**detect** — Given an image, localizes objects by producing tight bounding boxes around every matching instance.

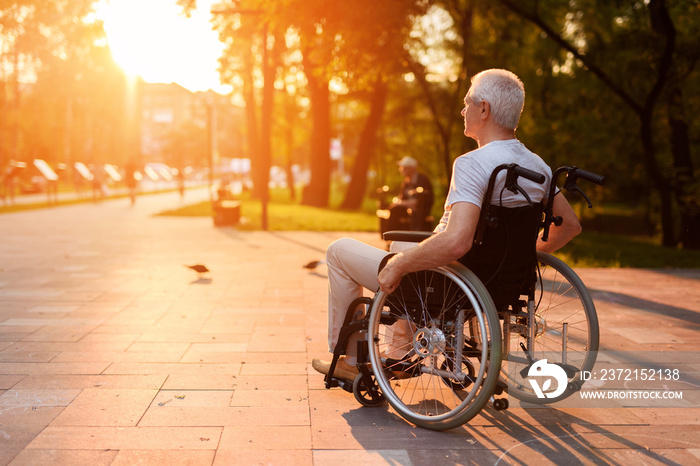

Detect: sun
[96,0,231,94]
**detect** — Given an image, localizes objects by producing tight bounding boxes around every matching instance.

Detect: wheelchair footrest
[326,376,353,393]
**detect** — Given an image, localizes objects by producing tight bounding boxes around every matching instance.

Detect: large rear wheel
[367,264,501,431]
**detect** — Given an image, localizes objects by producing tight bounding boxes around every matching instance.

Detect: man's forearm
[389,232,467,276]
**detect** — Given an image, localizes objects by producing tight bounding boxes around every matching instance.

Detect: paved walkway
[0,190,698,465]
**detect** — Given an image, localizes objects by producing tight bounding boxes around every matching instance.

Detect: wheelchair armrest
[382,230,433,243]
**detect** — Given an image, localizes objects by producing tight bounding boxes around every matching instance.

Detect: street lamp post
[211,4,270,231]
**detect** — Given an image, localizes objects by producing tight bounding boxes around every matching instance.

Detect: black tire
[352,373,385,407]
[493,398,509,411]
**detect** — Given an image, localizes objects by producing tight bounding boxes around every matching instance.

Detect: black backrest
[458,203,543,309]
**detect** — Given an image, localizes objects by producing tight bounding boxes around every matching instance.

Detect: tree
[407,1,476,182]
[0,0,130,171]
[337,0,427,209]
[496,0,700,248]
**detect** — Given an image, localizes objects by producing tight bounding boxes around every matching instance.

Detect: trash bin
[213,200,240,226]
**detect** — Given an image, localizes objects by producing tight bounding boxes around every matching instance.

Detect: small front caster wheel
[493,398,509,411]
[353,373,385,407]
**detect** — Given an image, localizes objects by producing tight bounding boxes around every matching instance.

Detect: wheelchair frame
[323,164,605,431]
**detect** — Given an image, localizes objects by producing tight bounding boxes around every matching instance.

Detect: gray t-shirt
[436,139,551,232]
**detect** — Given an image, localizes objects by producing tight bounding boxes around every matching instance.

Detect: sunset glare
[96,0,231,94]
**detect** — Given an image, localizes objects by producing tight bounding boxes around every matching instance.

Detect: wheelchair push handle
[541,165,606,242]
[571,167,606,187]
[512,165,546,185]
[560,166,606,208]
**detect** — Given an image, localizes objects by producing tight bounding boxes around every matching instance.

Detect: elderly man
[384,156,434,232]
[312,69,581,381]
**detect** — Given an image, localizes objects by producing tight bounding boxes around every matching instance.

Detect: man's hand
[377,259,402,294]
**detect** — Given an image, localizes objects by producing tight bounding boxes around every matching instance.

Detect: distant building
[138,82,244,170]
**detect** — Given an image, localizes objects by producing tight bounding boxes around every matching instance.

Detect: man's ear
[481,101,490,120]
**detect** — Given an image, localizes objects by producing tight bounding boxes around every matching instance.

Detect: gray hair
[466,69,525,130]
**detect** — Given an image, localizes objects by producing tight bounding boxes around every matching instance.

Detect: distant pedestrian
[91,165,105,202]
[125,159,139,205]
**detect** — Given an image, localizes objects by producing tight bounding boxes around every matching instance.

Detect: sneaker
[312,357,359,382]
[384,357,416,380]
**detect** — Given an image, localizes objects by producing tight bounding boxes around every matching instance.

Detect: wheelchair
[323,163,606,431]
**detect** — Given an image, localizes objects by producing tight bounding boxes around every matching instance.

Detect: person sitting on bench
[378,156,434,234]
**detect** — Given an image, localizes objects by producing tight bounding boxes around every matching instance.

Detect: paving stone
[239,363,307,376]
[110,449,215,466]
[219,425,312,450]
[153,390,233,407]
[214,449,312,466]
[0,362,110,375]
[0,424,59,466]
[26,426,222,450]
[0,389,81,409]
[0,351,60,363]
[50,350,188,363]
[8,448,118,466]
[230,389,308,408]
[0,406,63,426]
[0,375,25,390]
[139,406,310,427]
[50,388,158,426]
[103,362,242,375]
[11,374,166,390]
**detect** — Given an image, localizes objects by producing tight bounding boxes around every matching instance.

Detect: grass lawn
[157,195,700,268]
[158,198,378,232]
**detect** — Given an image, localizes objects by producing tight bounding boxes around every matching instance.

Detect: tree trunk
[302,67,331,207]
[242,45,261,199]
[668,91,699,248]
[259,26,280,229]
[639,114,675,247]
[284,92,296,201]
[340,79,388,210]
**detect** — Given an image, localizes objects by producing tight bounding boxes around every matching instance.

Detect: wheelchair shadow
[341,405,683,464]
[474,407,681,465]
[340,407,506,464]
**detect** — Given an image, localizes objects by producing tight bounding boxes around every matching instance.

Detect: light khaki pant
[326,238,415,364]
